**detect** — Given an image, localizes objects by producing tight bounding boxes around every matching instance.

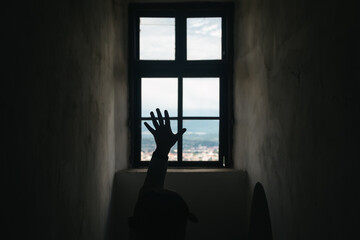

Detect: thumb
[175,128,187,139]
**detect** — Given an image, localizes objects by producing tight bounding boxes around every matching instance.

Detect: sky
[139,17,222,60]
[140,17,222,117]
[141,77,219,117]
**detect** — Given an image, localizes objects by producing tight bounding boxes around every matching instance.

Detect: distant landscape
[141,120,219,161]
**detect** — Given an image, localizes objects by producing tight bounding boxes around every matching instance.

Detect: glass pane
[140,18,175,60]
[141,120,178,161]
[187,17,222,60]
[142,78,177,117]
[183,120,219,161]
[183,78,219,116]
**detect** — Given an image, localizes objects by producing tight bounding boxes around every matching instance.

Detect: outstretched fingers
[164,110,170,127]
[144,122,155,135]
[150,111,159,129]
[156,108,164,126]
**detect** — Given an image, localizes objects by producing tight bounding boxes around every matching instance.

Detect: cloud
[187,18,222,60]
[183,78,219,114]
[187,132,207,135]
[142,78,178,117]
[140,17,175,60]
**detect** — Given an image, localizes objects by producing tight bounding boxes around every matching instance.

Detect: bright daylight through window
[129,3,233,167]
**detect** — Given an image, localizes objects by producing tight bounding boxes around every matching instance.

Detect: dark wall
[233,0,360,239]
[5,0,122,239]
[114,169,248,240]
[4,0,360,239]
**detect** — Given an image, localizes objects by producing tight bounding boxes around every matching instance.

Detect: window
[129,3,233,167]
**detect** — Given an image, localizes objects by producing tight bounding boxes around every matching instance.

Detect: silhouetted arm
[140,109,186,192]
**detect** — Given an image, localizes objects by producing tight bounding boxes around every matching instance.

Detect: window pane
[183,78,219,116]
[141,120,178,161]
[140,18,175,60]
[187,17,222,60]
[142,78,177,117]
[183,120,219,161]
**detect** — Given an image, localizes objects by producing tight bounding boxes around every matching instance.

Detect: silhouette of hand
[144,109,186,156]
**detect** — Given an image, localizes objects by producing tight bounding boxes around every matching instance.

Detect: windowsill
[119,168,239,173]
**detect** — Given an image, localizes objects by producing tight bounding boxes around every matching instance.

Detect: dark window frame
[129,2,234,168]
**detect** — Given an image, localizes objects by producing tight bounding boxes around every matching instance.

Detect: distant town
[141,120,219,161]
[141,145,218,161]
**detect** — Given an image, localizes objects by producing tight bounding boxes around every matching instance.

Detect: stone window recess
[128,2,234,168]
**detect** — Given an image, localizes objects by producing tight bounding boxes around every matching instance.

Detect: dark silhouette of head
[128,189,198,240]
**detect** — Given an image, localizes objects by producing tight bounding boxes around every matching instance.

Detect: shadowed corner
[249,182,272,240]
[105,175,117,240]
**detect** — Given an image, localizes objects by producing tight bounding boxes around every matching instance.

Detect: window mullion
[175,13,186,64]
[178,77,183,162]
[176,14,186,163]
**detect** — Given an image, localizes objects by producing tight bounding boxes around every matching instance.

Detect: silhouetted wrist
[153,148,169,158]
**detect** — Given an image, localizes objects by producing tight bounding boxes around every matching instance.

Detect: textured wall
[5,0,127,239]
[114,0,129,171]
[5,0,360,239]
[233,0,360,239]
